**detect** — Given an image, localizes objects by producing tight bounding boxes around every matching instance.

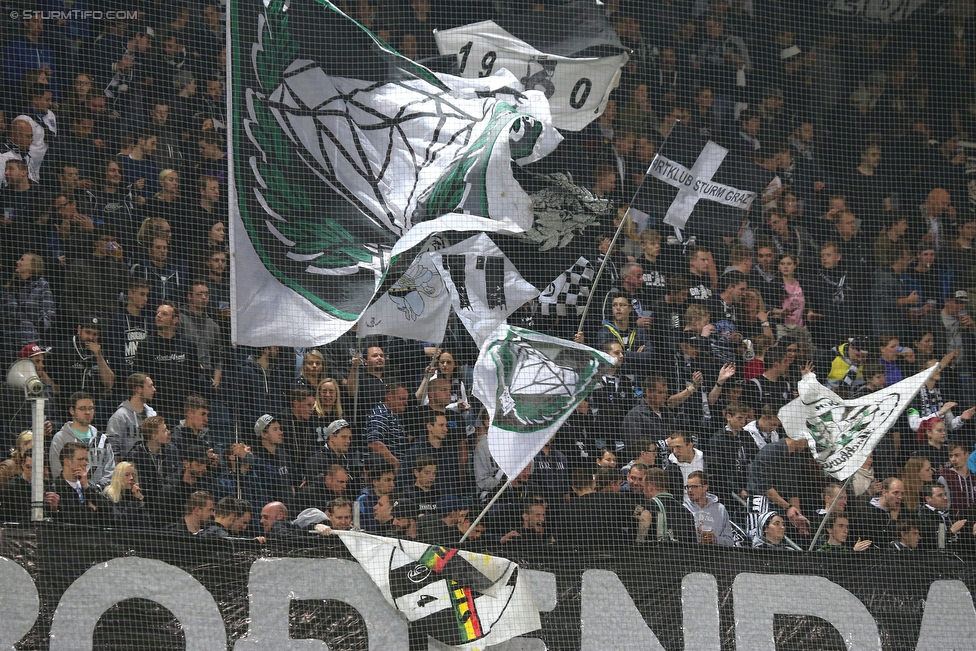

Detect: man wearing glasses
[49,391,117,490]
[683,471,736,546]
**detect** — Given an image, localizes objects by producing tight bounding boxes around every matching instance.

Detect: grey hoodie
[106,399,157,459]
[683,491,737,546]
[49,422,116,489]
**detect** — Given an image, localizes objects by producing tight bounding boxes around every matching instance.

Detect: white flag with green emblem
[473,325,614,479]
[778,366,938,480]
[229,0,560,347]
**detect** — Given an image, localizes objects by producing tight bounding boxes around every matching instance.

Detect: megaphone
[6,359,44,398]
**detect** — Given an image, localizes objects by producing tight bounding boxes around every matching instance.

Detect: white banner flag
[358,251,452,342]
[474,325,614,479]
[434,21,628,131]
[431,233,539,349]
[828,0,930,24]
[778,366,938,480]
[336,530,540,648]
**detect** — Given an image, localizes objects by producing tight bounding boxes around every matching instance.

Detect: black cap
[849,336,871,354]
[78,315,102,330]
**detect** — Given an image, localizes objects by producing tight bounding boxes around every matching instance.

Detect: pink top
[783,279,805,327]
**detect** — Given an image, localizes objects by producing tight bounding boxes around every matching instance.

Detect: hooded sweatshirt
[106,399,157,459]
[743,420,779,449]
[668,448,705,484]
[49,422,116,489]
[683,491,737,546]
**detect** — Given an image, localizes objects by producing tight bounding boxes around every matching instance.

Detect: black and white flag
[431,233,539,348]
[632,124,756,231]
[434,10,629,131]
[337,530,540,649]
[359,233,538,347]
[538,256,594,317]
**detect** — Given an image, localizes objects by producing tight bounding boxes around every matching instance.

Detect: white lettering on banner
[0,557,38,650]
[434,21,628,131]
[581,570,668,651]
[4,555,973,649]
[236,558,409,650]
[733,573,881,651]
[646,142,757,229]
[916,581,976,651]
[48,557,227,651]
[682,573,720,651]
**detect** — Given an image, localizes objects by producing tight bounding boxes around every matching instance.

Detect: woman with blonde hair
[101,462,149,526]
[739,288,775,341]
[0,431,33,486]
[135,217,173,249]
[297,350,327,390]
[313,377,344,420]
[151,169,184,223]
[683,304,712,336]
[613,206,642,261]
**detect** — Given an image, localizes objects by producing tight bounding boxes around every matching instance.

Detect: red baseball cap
[18,343,51,359]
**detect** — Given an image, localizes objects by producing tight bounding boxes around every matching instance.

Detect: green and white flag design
[229,0,560,346]
[473,325,614,479]
[778,366,938,480]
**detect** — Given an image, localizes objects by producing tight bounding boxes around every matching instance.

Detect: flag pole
[575,207,631,335]
[352,332,363,422]
[459,477,513,543]
[806,473,857,552]
[576,121,680,336]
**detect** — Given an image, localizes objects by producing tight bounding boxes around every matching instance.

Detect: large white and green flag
[778,366,938,480]
[473,325,614,479]
[229,0,560,346]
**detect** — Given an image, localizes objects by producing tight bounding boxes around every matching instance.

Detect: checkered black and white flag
[538,256,594,317]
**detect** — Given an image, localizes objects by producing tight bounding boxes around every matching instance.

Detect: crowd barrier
[1,524,975,650]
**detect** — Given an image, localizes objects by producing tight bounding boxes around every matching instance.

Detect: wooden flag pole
[575,207,631,336]
[352,332,363,421]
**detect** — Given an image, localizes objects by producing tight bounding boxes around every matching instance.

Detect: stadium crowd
[2,0,976,553]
